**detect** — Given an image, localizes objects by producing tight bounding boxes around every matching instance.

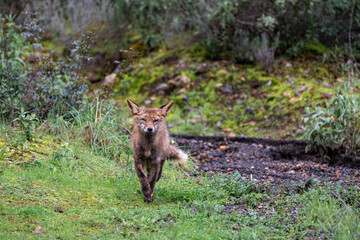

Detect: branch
[0,98,20,111]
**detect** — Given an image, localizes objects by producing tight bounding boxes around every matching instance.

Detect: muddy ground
[172,134,360,189]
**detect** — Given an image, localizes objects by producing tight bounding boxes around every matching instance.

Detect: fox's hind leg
[156,160,165,182]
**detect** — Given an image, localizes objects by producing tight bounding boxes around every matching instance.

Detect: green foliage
[44,99,132,165]
[113,0,360,62]
[303,83,360,155]
[0,13,97,121]
[0,15,27,118]
[213,171,265,197]
[301,184,360,239]
[13,108,39,142]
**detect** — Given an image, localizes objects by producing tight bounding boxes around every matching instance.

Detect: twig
[0,98,20,111]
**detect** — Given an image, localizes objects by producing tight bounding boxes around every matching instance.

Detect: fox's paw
[143,192,153,203]
[144,195,153,203]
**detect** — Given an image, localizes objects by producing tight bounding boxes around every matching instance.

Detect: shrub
[303,83,360,155]
[0,15,27,119]
[0,13,97,120]
[113,0,360,61]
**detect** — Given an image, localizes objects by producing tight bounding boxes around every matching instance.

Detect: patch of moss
[115,45,345,138]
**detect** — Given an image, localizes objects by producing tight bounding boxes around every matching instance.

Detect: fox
[127,99,188,203]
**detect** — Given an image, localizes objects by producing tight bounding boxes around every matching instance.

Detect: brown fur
[127,99,187,202]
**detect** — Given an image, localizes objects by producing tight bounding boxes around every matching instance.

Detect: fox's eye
[140,118,146,121]
[153,119,159,123]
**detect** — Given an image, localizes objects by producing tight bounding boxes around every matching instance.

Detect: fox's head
[127,99,173,134]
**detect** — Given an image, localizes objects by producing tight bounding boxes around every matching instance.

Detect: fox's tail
[167,144,188,168]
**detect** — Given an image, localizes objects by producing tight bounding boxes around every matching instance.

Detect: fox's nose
[147,127,153,132]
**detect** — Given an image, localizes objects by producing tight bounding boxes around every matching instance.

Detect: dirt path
[172,134,360,189]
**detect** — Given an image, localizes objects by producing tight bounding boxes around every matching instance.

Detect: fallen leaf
[283,92,291,98]
[289,97,301,103]
[35,226,41,234]
[222,128,232,132]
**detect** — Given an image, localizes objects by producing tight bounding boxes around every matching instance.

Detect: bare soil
[172,134,360,189]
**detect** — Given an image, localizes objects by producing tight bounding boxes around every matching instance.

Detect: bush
[113,0,360,62]
[303,83,360,155]
[0,13,96,120]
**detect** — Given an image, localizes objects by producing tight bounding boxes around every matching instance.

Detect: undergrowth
[1,113,359,239]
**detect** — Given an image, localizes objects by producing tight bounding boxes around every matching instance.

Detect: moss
[305,42,328,54]
[114,45,345,138]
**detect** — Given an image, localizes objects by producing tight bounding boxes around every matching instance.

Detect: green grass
[0,105,359,239]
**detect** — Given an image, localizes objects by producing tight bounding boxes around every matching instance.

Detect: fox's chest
[144,148,151,158]
[137,144,167,163]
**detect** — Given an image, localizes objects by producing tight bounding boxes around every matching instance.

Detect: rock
[155,83,168,91]
[223,85,233,93]
[246,107,254,113]
[168,74,190,88]
[103,73,117,86]
[176,61,188,70]
[195,63,209,74]
[322,83,330,88]
[285,62,292,67]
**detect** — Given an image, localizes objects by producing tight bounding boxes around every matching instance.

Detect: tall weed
[303,83,360,155]
[42,99,132,165]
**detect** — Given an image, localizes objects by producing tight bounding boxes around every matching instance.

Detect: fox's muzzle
[140,124,157,133]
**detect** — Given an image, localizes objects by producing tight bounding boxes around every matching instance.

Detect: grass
[0,103,359,239]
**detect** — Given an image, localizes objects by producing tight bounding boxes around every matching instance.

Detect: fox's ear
[127,99,141,115]
[159,101,173,117]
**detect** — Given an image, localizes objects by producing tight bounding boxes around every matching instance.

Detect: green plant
[303,83,360,155]
[13,108,39,141]
[0,15,27,119]
[213,171,265,197]
[0,13,98,121]
[302,186,360,239]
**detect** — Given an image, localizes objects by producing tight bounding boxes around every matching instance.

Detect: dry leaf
[35,226,42,234]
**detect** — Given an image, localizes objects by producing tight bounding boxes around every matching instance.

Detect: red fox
[127,99,188,202]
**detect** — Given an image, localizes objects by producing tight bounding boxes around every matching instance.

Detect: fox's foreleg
[134,161,153,202]
[147,160,165,195]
